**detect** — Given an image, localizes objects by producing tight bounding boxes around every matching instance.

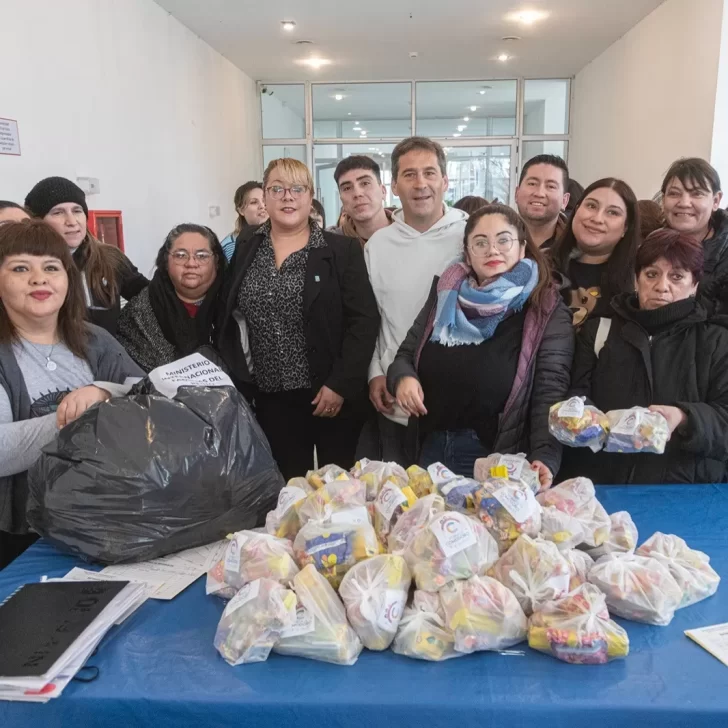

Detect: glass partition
[261,84,305,139]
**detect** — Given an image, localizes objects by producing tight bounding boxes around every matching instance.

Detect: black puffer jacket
[703,209,728,311]
[387,277,574,476]
[565,293,728,484]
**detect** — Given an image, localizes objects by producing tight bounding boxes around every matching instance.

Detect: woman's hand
[395,377,428,418]
[530,460,553,491]
[57,385,111,428]
[312,386,344,418]
[648,405,686,435]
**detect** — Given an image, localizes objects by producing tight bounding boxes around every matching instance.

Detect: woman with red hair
[566,228,728,484]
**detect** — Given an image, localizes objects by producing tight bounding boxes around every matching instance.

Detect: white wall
[711,1,728,183]
[570,0,724,199]
[0,0,262,275]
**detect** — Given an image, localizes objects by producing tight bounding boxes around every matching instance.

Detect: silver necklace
[24,339,58,371]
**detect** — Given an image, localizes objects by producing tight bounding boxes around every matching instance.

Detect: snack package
[373,480,418,548]
[339,555,412,650]
[474,479,542,554]
[405,511,499,592]
[528,583,629,664]
[439,576,527,654]
[585,511,638,560]
[406,464,435,498]
[537,478,610,549]
[412,589,445,619]
[490,535,571,616]
[636,532,720,608]
[293,520,379,589]
[207,530,300,599]
[539,506,586,552]
[306,464,349,489]
[351,460,409,501]
[213,578,297,665]
[428,462,479,513]
[588,553,683,626]
[388,494,446,556]
[604,407,670,454]
[474,453,541,495]
[392,608,462,662]
[563,548,594,592]
[265,478,314,540]
[274,564,363,665]
[548,397,610,452]
[297,479,369,529]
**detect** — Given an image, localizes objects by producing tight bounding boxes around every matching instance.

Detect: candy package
[474,479,542,554]
[439,576,527,654]
[297,479,369,529]
[213,578,296,665]
[585,511,638,560]
[265,478,314,540]
[207,530,299,599]
[406,464,435,498]
[412,589,445,619]
[636,532,720,608]
[563,548,594,592]
[373,480,418,548]
[274,565,363,666]
[539,506,586,552]
[604,407,670,454]
[528,583,629,664]
[537,478,610,549]
[306,464,349,489]
[428,462,479,513]
[548,397,610,452]
[392,608,461,662]
[388,494,446,556]
[490,535,571,616]
[405,511,499,592]
[293,520,379,589]
[474,453,541,495]
[588,553,683,626]
[339,555,412,650]
[352,460,409,501]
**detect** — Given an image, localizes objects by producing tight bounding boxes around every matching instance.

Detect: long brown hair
[0,220,89,358]
[463,203,553,310]
[76,232,127,308]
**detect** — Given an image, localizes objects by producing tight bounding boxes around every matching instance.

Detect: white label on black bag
[148,353,235,399]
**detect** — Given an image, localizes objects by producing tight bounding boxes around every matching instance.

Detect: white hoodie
[365,204,468,426]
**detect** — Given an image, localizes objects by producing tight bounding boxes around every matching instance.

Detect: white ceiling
[155,0,665,81]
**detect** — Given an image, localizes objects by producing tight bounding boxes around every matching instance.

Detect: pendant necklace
[25,339,58,371]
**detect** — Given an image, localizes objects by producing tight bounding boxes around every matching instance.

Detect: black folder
[0,580,128,678]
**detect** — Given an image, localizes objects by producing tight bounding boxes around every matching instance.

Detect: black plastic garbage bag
[26,379,284,564]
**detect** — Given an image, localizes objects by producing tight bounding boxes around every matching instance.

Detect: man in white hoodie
[363,136,468,465]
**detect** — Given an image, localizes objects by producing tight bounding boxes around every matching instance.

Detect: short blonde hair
[263,158,314,193]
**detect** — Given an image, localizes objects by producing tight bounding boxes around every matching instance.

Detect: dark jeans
[255,388,365,481]
[418,429,489,479]
[0,531,38,570]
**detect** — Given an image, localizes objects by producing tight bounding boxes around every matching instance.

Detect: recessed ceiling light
[453,133,461,138]
[498,53,510,62]
[479,90,486,95]
[281,20,296,31]
[507,9,549,25]
[360,130,367,135]
[334,94,344,101]
[457,125,467,132]
[297,57,331,69]
[369,147,376,151]
[347,112,352,115]
[470,106,477,112]
[463,116,470,122]
[353,126,362,131]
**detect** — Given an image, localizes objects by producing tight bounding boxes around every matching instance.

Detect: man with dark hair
[332,155,393,246]
[362,136,467,464]
[515,154,570,249]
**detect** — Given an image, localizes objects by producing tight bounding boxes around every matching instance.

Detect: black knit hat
[24,177,88,219]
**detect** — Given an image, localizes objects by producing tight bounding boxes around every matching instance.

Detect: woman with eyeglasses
[117,224,225,372]
[216,158,380,480]
[387,204,574,485]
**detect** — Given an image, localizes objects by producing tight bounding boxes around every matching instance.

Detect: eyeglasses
[169,251,214,264]
[266,185,309,200]
[467,236,518,256]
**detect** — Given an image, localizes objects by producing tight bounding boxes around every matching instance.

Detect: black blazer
[215,227,380,402]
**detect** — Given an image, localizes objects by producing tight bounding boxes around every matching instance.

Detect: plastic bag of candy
[548,397,610,452]
[392,608,462,662]
[306,464,349,489]
[528,583,629,664]
[537,478,610,549]
[339,555,411,650]
[373,480,418,548]
[586,511,638,560]
[388,494,446,556]
[563,548,594,591]
[412,589,445,619]
[297,479,369,530]
[539,506,586,552]
[207,530,299,599]
[439,575,527,654]
[474,453,541,495]
[473,479,542,554]
[636,532,720,608]
[293,520,379,589]
[274,565,363,665]
[588,553,683,625]
[428,462,480,513]
[351,459,409,501]
[604,407,670,454]
[404,511,499,592]
[406,464,435,498]
[213,578,297,665]
[265,478,314,540]
[490,535,571,616]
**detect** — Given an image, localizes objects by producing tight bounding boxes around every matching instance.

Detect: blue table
[1,485,727,728]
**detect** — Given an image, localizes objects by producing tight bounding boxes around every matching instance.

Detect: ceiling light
[369,147,376,151]
[498,54,510,62]
[507,9,549,25]
[360,130,367,135]
[479,90,486,95]
[463,116,470,122]
[347,112,352,115]
[457,125,467,132]
[297,57,331,69]
[470,106,477,112]
[353,126,362,131]
[281,20,296,31]
[334,94,344,101]
[453,133,461,137]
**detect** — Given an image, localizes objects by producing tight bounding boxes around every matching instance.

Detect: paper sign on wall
[0,118,20,156]
[148,353,234,398]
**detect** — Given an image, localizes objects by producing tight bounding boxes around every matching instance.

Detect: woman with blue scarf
[387,204,574,486]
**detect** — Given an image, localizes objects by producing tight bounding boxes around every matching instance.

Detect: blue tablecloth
[1,485,726,728]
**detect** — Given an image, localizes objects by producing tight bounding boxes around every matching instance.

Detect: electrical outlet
[77,177,101,195]
[208,205,221,218]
